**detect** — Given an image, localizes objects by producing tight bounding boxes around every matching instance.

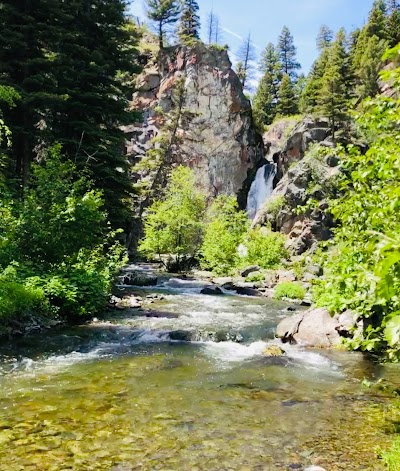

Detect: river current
[0,267,399,470]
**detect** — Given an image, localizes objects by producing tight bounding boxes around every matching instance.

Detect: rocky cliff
[125,43,264,204]
[253,117,339,255]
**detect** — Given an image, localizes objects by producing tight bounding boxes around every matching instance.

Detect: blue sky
[129,0,375,73]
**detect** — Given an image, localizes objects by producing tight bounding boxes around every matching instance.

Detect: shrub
[274,282,306,300]
[246,271,265,282]
[241,227,288,270]
[201,195,249,275]
[139,166,206,268]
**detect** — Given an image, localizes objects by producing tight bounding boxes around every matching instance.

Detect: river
[0,266,399,470]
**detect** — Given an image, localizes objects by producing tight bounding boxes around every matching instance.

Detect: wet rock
[168,330,193,341]
[144,311,179,319]
[276,308,341,348]
[121,272,158,287]
[263,345,285,357]
[236,287,263,297]
[240,265,260,277]
[200,286,223,295]
[212,277,234,286]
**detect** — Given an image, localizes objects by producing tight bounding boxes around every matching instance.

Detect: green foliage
[382,433,400,471]
[274,282,306,300]
[241,227,288,270]
[246,271,265,282]
[201,195,249,275]
[178,0,200,43]
[277,26,301,80]
[262,195,286,220]
[314,47,400,357]
[145,0,180,48]
[139,166,206,265]
[253,43,281,128]
[276,74,298,117]
[0,145,127,328]
[0,0,141,227]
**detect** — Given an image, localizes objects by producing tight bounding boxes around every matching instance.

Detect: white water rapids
[246,163,277,219]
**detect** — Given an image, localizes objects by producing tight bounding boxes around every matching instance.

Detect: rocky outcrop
[253,117,340,254]
[127,43,264,199]
[276,308,361,348]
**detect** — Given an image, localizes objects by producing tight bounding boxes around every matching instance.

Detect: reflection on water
[0,274,398,470]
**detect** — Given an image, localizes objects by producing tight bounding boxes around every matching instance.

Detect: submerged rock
[276,308,341,348]
[263,345,285,357]
[200,286,223,295]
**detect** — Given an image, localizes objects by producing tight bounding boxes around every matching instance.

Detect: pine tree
[178,0,200,43]
[0,0,63,186]
[253,43,281,127]
[356,35,388,98]
[317,29,352,141]
[366,0,388,40]
[317,25,334,50]
[277,26,301,80]
[299,47,330,112]
[0,0,142,227]
[145,0,180,49]
[236,33,257,91]
[276,74,298,116]
[386,0,400,46]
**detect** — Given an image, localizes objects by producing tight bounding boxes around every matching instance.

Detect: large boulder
[276,308,342,348]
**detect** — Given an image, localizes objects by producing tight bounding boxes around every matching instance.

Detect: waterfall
[246,163,277,219]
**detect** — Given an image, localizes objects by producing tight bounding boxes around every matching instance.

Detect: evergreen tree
[317,25,334,50]
[299,47,330,112]
[0,0,63,186]
[386,0,400,46]
[145,0,180,49]
[236,33,257,91]
[0,0,141,227]
[277,26,301,80]
[317,29,352,141]
[356,35,388,99]
[276,74,298,116]
[253,43,281,127]
[366,0,388,40]
[178,0,200,43]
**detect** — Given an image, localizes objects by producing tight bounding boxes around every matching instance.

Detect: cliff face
[253,117,338,255]
[126,43,264,201]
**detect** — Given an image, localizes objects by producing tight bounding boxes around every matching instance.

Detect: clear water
[0,272,398,470]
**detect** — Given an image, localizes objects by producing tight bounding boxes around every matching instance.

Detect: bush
[0,265,50,325]
[246,271,265,282]
[0,145,127,328]
[139,166,206,268]
[274,282,306,300]
[241,227,288,270]
[201,195,249,275]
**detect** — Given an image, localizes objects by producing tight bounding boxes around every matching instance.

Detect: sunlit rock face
[126,42,264,199]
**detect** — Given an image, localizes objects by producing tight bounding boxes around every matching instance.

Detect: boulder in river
[276,308,341,348]
[200,286,223,295]
[121,272,158,287]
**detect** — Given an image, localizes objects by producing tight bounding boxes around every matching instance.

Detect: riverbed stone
[240,265,260,277]
[276,308,342,348]
[263,345,285,356]
[304,467,327,471]
[121,272,158,286]
[277,269,296,283]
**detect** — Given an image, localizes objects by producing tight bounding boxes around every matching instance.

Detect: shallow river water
[0,268,399,471]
